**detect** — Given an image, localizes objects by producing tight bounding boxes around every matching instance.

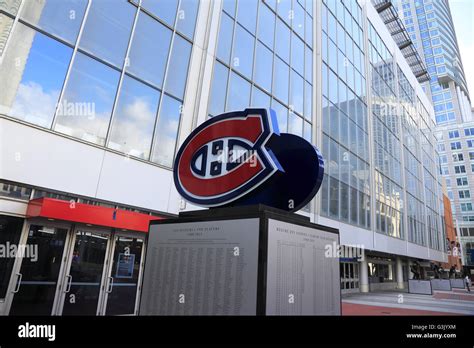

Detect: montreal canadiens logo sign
[174,108,324,212]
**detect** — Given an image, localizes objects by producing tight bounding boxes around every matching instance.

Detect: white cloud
[10,81,59,127]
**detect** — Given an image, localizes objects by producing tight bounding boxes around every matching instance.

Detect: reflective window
[304,121,311,141]
[141,0,178,27]
[275,18,290,62]
[305,45,312,81]
[108,75,160,159]
[292,1,304,38]
[217,12,234,64]
[0,23,72,128]
[223,0,236,17]
[277,0,291,25]
[79,0,135,68]
[291,34,304,75]
[176,0,199,39]
[258,3,275,49]
[227,72,251,111]
[272,99,288,132]
[209,62,229,116]
[54,53,120,145]
[254,41,273,92]
[151,94,182,167]
[127,12,172,89]
[237,0,257,34]
[304,82,312,120]
[251,86,271,109]
[232,24,254,79]
[289,113,303,136]
[20,0,87,44]
[290,70,304,115]
[273,57,289,104]
[164,34,192,99]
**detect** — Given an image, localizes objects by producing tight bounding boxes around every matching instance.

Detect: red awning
[26,198,163,232]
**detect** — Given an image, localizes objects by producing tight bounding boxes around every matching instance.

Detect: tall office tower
[0,0,447,315]
[394,0,474,266]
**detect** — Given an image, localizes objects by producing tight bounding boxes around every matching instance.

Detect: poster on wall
[116,253,135,279]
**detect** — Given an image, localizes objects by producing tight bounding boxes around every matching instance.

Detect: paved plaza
[342,289,474,315]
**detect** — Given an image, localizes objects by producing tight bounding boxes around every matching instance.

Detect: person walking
[465,275,471,292]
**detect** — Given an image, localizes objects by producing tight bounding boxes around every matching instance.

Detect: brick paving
[342,290,474,315]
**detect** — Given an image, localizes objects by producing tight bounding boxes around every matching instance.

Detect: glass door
[8,223,70,315]
[59,229,111,315]
[100,234,145,315]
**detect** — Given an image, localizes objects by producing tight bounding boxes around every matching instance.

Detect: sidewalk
[342,290,474,315]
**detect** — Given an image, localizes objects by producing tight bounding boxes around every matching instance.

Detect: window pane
[54,53,120,145]
[127,12,172,89]
[275,18,290,62]
[151,95,181,167]
[257,3,275,49]
[108,75,160,159]
[290,70,304,115]
[304,81,312,120]
[289,113,303,136]
[164,34,192,99]
[79,0,135,68]
[305,12,313,47]
[304,121,312,142]
[20,0,87,44]
[141,0,178,27]
[223,0,236,17]
[227,72,250,111]
[216,12,234,64]
[291,33,304,75]
[232,24,254,79]
[254,41,273,92]
[272,99,288,132]
[209,62,229,116]
[273,57,289,104]
[305,45,312,81]
[0,23,72,128]
[292,1,304,39]
[277,0,291,25]
[176,0,199,39]
[237,0,257,34]
[251,86,271,109]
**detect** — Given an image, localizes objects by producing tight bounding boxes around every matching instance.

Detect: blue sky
[450,0,474,103]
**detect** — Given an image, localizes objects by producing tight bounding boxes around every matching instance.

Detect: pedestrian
[465,276,471,292]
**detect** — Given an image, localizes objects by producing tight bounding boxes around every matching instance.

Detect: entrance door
[8,223,70,315]
[58,229,111,315]
[341,262,360,294]
[99,234,145,315]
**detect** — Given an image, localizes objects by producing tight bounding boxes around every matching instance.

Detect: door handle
[12,273,22,293]
[64,275,72,293]
[107,276,114,293]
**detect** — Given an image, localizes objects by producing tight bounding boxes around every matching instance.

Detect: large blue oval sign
[174,108,324,212]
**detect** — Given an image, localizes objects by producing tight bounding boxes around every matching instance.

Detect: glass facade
[209,0,314,143]
[368,22,403,238]
[320,0,370,229]
[0,0,199,167]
